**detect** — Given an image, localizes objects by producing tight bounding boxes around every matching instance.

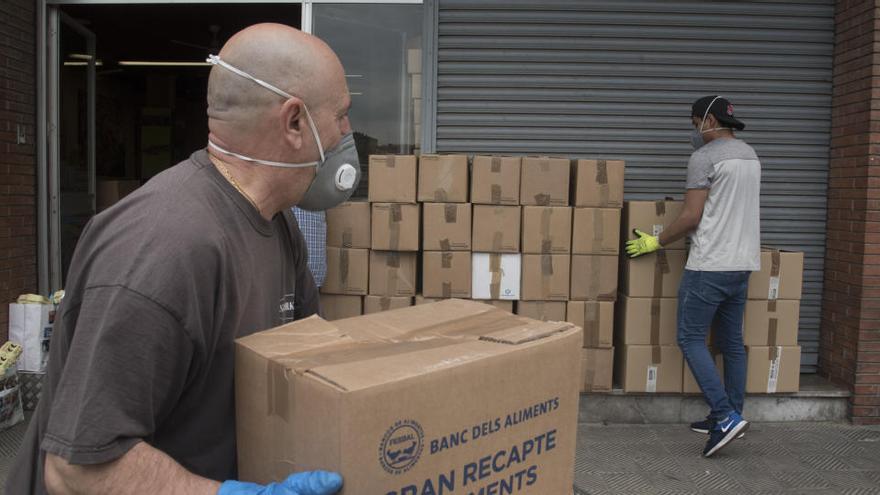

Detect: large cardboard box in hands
[235,299,583,494]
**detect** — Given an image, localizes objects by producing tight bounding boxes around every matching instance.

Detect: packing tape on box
[650,298,661,346]
[652,345,662,366]
[584,302,599,347]
[653,250,670,298]
[768,300,777,313]
[342,228,353,248]
[442,282,452,298]
[444,204,458,223]
[592,209,605,253]
[596,160,609,206]
[491,184,502,204]
[439,239,451,250]
[380,297,392,311]
[768,318,779,346]
[339,248,350,287]
[387,155,397,168]
[492,229,504,252]
[434,158,454,202]
[441,252,454,269]
[389,204,402,250]
[589,257,600,299]
[541,254,554,298]
[769,250,781,300]
[267,360,289,419]
[490,254,502,300]
[541,208,552,253]
[655,200,666,216]
[584,368,595,391]
[539,158,550,171]
[491,156,502,172]
[534,193,551,206]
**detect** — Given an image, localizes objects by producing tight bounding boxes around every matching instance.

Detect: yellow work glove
[625,229,662,258]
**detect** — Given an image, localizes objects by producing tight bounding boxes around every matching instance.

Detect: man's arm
[44,442,220,495]
[658,188,709,246]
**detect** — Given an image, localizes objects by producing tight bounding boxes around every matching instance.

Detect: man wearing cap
[626,95,761,458]
[7,24,357,495]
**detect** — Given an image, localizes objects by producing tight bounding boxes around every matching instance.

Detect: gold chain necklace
[215,159,260,212]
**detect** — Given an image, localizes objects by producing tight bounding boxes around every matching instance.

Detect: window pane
[314,4,424,197]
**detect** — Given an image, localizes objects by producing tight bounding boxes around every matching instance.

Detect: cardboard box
[320,294,362,321]
[521,207,572,254]
[472,253,521,300]
[581,347,614,393]
[235,299,582,492]
[363,295,413,314]
[746,346,801,393]
[472,206,521,253]
[521,254,571,301]
[326,201,371,249]
[748,249,804,300]
[422,251,472,299]
[572,208,621,255]
[418,154,469,203]
[422,203,471,251]
[621,200,686,250]
[471,156,521,205]
[372,203,420,252]
[619,250,687,298]
[407,48,422,74]
[615,345,684,393]
[96,179,140,212]
[570,255,618,301]
[369,251,418,297]
[368,155,418,203]
[567,301,614,348]
[744,299,800,347]
[520,157,571,206]
[322,248,369,296]
[683,352,724,394]
[516,301,567,322]
[571,160,625,208]
[615,296,678,346]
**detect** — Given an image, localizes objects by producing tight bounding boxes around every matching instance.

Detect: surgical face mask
[690,95,726,150]
[206,55,360,211]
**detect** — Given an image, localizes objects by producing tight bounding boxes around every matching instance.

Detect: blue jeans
[677,269,749,422]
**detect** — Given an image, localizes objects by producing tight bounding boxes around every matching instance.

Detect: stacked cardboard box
[568,160,625,393]
[744,249,804,393]
[615,200,686,393]
[322,201,371,302]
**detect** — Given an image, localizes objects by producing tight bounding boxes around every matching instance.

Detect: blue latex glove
[218,471,343,495]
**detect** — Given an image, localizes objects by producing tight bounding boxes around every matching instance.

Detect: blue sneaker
[703,412,749,457]
[691,418,745,438]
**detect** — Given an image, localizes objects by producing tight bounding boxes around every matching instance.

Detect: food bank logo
[379,419,424,475]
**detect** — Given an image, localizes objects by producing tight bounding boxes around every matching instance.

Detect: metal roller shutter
[435,0,833,371]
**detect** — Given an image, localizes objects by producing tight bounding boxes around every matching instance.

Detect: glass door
[47,8,97,288]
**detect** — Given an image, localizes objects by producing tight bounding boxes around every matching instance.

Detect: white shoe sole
[704,421,749,457]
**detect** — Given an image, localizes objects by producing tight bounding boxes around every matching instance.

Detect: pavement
[1,418,879,494]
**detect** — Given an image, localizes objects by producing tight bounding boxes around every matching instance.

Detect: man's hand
[218,471,343,495]
[625,229,662,258]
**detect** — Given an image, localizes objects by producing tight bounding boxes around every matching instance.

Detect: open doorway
[54,3,302,282]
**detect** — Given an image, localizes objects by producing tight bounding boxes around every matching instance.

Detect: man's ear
[280,97,306,151]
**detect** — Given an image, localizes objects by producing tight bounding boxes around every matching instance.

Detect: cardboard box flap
[480,320,575,345]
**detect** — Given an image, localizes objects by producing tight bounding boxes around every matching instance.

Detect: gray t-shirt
[7,149,319,494]
[685,138,762,272]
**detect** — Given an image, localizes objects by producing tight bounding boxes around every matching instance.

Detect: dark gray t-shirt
[7,149,319,494]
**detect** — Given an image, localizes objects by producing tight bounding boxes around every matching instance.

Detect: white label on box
[471,253,522,300]
[767,347,781,393]
[652,224,664,237]
[646,366,658,393]
[768,276,780,300]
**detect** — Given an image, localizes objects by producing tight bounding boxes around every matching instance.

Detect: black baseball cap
[691,95,745,131]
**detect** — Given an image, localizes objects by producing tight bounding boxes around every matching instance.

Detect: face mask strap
[699,95,723,134]
[207,54,327,164]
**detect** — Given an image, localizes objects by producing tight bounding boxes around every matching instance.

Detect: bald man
[7,24,357,495]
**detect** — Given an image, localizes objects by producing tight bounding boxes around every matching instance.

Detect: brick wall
[0,0,38,342]
[821,0,880,425]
